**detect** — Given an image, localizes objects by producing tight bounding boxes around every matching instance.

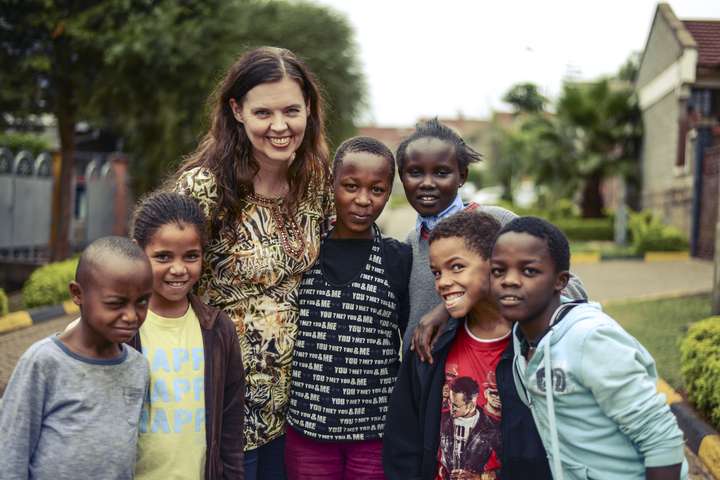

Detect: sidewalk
[572,258,713,304]
[0,314,74,397]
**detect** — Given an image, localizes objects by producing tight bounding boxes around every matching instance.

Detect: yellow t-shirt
[135,306,206,479]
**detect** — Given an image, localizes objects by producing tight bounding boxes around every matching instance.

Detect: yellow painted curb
[657,379,683,405]
[644,251,690,262]
[0,311,33,334]
[63,301,79,315]
[699,435,720,479]
[572,252,600,265]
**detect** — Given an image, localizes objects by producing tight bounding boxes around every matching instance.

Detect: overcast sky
[312,0,720,126]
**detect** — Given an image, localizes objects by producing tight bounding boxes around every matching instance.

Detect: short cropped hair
[131,191,207,249]
[333,136,395,183]
[496,216,570,272]
[428,211,501,259]
[396,117,481,173]
[451,376,480,400]
[76,236,148,285]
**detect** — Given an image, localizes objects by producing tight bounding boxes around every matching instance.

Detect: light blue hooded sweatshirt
[512,301,688,480]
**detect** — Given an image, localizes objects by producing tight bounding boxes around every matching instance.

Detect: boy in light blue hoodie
[489,216,687,480]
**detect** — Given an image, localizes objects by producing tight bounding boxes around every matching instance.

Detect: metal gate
[0,148,52,262]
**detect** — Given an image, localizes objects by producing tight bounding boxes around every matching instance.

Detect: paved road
[0,315,75,397]
[573,258,713,304]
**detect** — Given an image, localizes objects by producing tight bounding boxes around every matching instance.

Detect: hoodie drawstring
[545,327,564,480]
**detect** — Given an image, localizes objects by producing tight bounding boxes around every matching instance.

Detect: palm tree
[514,78,641,218]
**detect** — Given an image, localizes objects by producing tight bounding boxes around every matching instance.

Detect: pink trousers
[284,426,386,480]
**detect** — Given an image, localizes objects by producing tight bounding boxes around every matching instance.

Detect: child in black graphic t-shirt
[285,136,411,479]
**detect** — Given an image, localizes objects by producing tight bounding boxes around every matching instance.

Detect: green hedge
[555,218,614,241]
[22,258,78,309]
[0,288,8,316]
[629,211,688,254]
[681,317,720,427]
[0,132,52,156]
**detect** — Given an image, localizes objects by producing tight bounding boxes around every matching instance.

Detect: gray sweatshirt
[0,336,150,480]
[403,205,588,348]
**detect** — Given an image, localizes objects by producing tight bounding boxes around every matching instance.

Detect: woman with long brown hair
[175,46,333,480]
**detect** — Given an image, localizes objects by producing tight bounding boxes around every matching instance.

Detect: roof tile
[683,20,720,67]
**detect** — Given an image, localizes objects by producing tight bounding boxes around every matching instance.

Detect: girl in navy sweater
[285,137,411,479]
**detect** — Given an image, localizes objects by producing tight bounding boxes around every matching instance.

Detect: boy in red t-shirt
[383,211,511,480]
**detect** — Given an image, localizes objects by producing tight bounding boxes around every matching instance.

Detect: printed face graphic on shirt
[483,372,501,420]
[450,390,478,419]
[438,374,501,479]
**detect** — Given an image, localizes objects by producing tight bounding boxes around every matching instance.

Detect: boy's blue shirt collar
[415,193,464,235]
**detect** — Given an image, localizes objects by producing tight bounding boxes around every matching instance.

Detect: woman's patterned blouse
[176,167,333,450]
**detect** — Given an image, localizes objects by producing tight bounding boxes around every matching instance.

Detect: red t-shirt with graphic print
[436,321,510,480]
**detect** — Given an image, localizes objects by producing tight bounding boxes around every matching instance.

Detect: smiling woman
[172,47,333,480]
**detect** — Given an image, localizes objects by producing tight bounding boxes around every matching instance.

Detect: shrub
[555,217,614,241]
[22,258,78,309]
[0,288,8,316]
[0,132,52,156]
[629,211,688,254]
[681,317,720,427]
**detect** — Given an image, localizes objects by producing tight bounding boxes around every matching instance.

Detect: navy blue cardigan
[382,318,552,480]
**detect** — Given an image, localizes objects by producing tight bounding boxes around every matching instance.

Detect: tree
[112,0,366,195]
[553,78,641,217]
[502,82,547,114]
[1,1,109,259]
[491,71,641,217]
[0,0,230,259]
[489,82,549,202]
[1,0,366,259]
[488,124,529,203]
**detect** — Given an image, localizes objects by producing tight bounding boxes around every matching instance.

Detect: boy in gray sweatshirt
[0,236,153,480]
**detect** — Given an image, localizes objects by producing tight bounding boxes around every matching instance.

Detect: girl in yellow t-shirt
[130,191,245,479]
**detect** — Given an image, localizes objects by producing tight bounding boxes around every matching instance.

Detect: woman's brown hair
[176,46,330,232]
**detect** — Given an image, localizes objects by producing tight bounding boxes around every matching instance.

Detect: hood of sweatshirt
[546,300,602,345]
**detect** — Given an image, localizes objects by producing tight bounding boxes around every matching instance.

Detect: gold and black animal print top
[176,167,333,450]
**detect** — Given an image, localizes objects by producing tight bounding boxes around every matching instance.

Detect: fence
[0,148,130,264]
[0,148,53,263]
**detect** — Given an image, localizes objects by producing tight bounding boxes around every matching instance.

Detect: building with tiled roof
[636,3,720,258]
[682,20,720,68]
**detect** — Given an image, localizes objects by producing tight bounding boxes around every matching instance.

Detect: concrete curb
[658,378,720,477]
[0,301,78,334]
